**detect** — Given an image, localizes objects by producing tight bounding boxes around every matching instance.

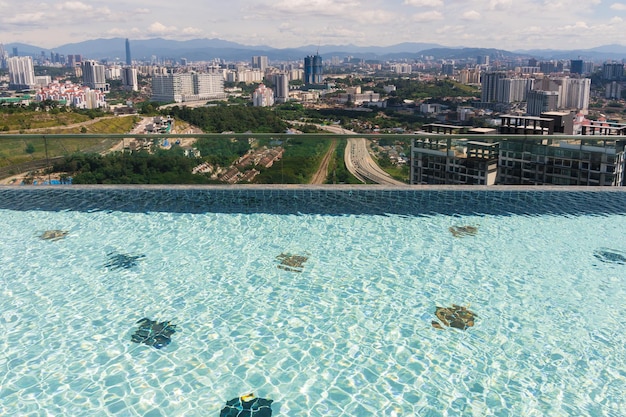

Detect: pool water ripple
[1,208,626,416]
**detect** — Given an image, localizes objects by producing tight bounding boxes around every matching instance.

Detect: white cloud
[610,2,626,10]
[4,12,46,25]
[411,11,443,21]
[489,0,512,10]
[354,10,396,24]
[403,0,443,7]
[181,27,203,36]
[610,16,623,23]
[147,21,178,35]
[56,1,92,12]
[269,0,359,15]
[134,8,150,14]
[462,10,481,20]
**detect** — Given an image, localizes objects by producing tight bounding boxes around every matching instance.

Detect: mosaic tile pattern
[1,186,626,216]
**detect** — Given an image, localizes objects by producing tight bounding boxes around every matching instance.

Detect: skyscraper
[304,54,323,85]
[273,73,289,103]
[570,60,583,75]
[82,60,108,91]
[7,56,36,90]
[125,39,132,66]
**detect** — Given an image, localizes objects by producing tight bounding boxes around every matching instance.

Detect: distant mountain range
[5,38,626,62]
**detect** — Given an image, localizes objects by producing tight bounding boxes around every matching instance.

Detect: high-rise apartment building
[441,63,454,76]
[606,81,622,100]
[526,90,559,116]
[570,60,583,75]
[563,78,590,111]
[496,78,534,103]
[121,67,138,91]
[252,83,274,107]
[7,56,36,90]
[82,60,108,91]
[410,139,499,185]
[251,56,268,72]
[272,73,289,104]
[67,54,82,68]
[603,62,624,81]
[125,39,132,66]
[0,44,8,69]
[304,54,323,85]
[498,139,625,186]
[151,73,224,103]
[480,72,506,103]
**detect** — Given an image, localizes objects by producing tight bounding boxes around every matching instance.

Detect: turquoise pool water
[1,188,625,416]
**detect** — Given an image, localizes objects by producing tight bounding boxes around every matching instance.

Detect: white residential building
[151,72,225,103]
[252,83,274,107]
[7,56,36,90]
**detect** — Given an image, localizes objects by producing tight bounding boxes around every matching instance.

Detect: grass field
[0,137,121,168]
[0,112,91,131]
[0,113,140,168]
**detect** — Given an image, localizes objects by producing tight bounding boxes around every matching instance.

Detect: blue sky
[1,0,626,50]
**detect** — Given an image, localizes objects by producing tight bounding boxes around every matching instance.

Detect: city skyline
[1,0,626,51]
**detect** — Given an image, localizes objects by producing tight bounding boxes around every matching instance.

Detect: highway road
[315,125,407,186]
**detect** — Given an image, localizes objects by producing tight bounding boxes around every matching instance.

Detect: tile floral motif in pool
[39,229,69,241]
[130,318,177,349]
[449,225,478,237]
[593,248,626,265]
[432,304,477,330]
[104,252,146,270]
[276,252,309,273]
[220,394,273,417]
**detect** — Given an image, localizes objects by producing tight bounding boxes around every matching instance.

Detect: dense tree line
[52,151,212,184]
[167,105,288,133]
[376,78,479,101]
[194,137,251,167]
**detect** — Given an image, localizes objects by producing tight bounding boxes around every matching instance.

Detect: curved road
[315,125,407,186]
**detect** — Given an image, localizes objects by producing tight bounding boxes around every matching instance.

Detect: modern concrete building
[125,39,132,66]
[7,56,36,90]
[570,60,583,75]
[81,60,108,91]
[251,56,269,72]
[498,139,626,186]
[304,54,323,85]
[410,138,499,185]
[602,62,624,81]
[252,83,274,107]
[151,72,225,103]
[526,90,559,116]
[272,73,289,103]
[497,77,534,103]
[499,115,556,135]
[121,67,138,91]
[605,81,622,100]
[480,72,506,103]
[410,135,626,186]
